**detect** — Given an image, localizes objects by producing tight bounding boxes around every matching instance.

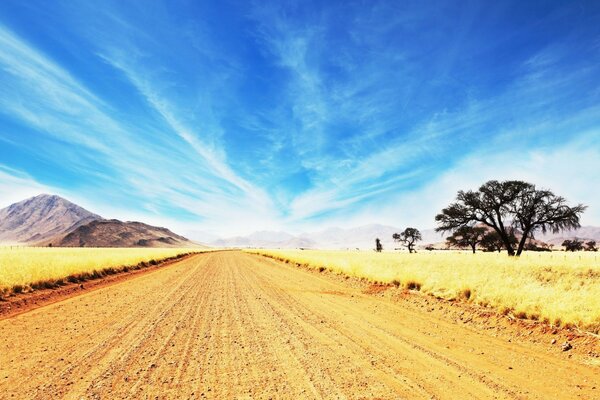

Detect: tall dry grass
[251,249,600,333]
[0,247,204,296]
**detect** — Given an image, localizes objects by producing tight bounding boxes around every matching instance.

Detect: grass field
[0,247,204,297]
[251,249,600,333]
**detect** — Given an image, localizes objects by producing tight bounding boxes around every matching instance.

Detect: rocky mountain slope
[49,219,195,248]
[0,194,198,247]
[0,194,100,243]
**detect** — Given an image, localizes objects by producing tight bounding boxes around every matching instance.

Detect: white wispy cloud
[294,129,600,231]
[277,35,600,226]
[0,24,278,235]
[97,52,272,208]
[0,165,52,207]
[1,2,598,238]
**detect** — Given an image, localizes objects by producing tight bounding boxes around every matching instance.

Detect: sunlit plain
[0,247,205,295]
[251,249,600,333]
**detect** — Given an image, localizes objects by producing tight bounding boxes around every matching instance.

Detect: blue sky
[0,0,599,237]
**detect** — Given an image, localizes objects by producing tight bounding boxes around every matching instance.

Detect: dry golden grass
[250,249,600,333]
[0,247,205,296]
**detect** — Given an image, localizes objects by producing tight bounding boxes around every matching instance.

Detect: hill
[212,224,446,249]
[536,226,600,246]
[0,194,199,248]
[210,224,600,250]
[0,194,100,244]
[48,219,196,248]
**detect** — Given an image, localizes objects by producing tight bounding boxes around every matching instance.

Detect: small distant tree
[435,180,586,256]
[524,240,552,252]
[393,228,422,253]
[446,226,487,253]
[375,238,383,252]
[562,239,583,252]
[585,240,598,252]
[480,231,516,253]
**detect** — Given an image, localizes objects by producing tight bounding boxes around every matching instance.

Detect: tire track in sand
[0,251,598,399]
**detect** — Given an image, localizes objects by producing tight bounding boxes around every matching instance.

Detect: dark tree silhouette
[393,228,422,253]
[375,238,383,252]
[562,239,584,252]
[480,231,502,252]
[585,240,597,252]
[523,240,552,252]
[480,230,517,252]
[435,180,586,256]
[510,184,586,256]
[446,226,487,253]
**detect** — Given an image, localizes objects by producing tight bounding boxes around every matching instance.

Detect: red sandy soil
[0,251,598,399]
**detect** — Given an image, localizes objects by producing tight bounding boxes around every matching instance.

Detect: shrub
[405,280,421,291]
[460,288,472,300]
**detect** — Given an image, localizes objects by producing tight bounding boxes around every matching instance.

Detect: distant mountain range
[0,194,197,248]
[2,194,597,249]
[535,226,600,246]
[211,224,447,250]
[210,224,600,250]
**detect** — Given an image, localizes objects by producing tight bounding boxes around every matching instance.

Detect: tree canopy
[435,180,586,256]
[479,231,508,252]
[562,239,583,252]
[393,228,422,253]
[446,226,487,253]
[375,238,383,252]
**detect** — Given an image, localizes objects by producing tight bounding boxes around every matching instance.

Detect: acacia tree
[435,180,586,256]
[393,228,422,253]
[480,231,503,252]
[480,230,517,252]
[375,238,383,252]
[446,226,487,253]
[562,239,583,252]
[511,185,586,256]
[585,240,597,252]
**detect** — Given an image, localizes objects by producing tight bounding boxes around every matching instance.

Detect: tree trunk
[516,229,530,256]
[492,212,515,256]
[496,230,515,256]
[406,239,414,253]
[471,243,476,253]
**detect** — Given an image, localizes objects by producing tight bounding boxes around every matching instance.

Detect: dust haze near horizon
[0,1,599,237]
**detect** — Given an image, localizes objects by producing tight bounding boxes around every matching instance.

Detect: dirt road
[1,251,598,399]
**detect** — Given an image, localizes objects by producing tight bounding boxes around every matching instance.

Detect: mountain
[183,230,220,244]
[418,229,448,245]
[0,194,101,243]
[48,219,198,248]
[211,230,297,248]
[535,226,600,245]
[214,224,600,250]
[299,224,400,249]
[211,224,446,250]
[0,194,199,248]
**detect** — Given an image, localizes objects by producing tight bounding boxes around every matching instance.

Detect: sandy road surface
[0,251,598,399]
